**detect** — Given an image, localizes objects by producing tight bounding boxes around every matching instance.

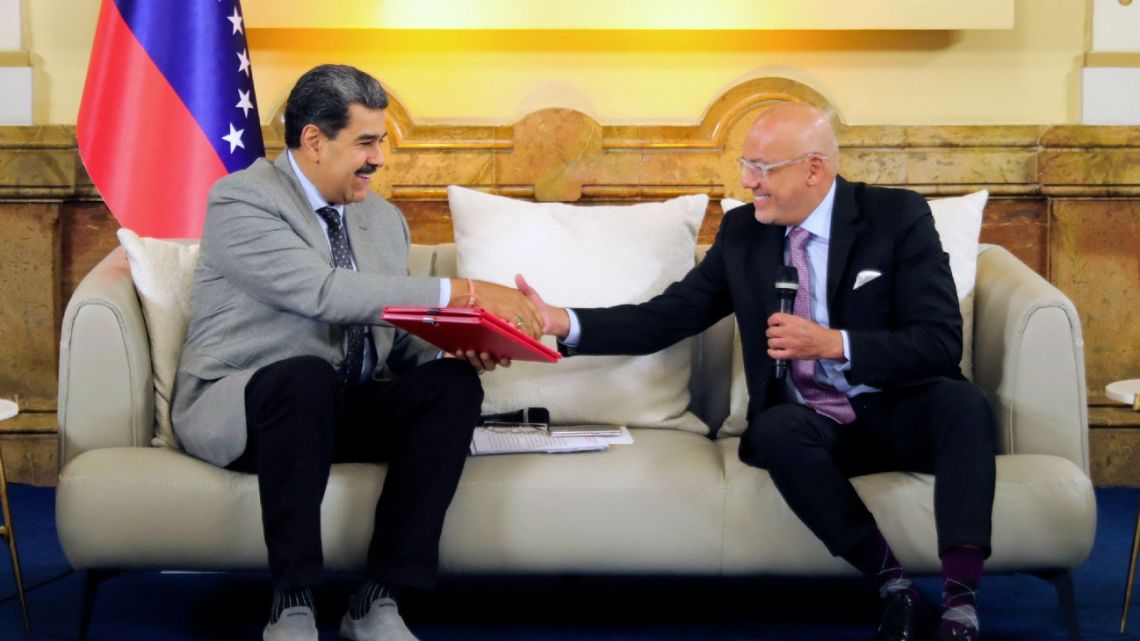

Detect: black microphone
[773,266,799,380]
[479,407,551,426]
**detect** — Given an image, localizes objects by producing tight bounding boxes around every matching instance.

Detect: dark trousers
[229,356,482,592]
[740,378,996,559]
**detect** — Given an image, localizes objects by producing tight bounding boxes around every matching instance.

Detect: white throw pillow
[116,229,200,449]
[448,186,709,434]
[718,190,986,436]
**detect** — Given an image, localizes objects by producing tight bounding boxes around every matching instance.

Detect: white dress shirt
[564,179,878,400]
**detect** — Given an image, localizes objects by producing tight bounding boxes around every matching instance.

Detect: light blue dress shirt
[785,180,877,400]
[286,151,449,382]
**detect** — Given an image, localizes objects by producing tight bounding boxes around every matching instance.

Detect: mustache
[355,164,379,176]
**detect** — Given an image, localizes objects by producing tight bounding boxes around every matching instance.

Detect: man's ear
[298,124,325,161]
[805,154,828,186]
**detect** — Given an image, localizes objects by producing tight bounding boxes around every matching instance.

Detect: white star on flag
[227,6,244,35]
[237,49,251,77]
[222,123,246,153]
[236,89,254,118]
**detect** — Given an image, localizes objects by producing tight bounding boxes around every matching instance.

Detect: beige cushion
[929,190,987,379]
[448,185,709,433]
[718,191,986,436]
[56,430,729,573]
[717,439,1096,573]
[115,229,199,448]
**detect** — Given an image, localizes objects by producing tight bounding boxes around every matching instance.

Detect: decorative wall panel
[1,78,1138,484]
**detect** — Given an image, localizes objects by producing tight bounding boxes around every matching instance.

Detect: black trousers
[740,377,996,559]
[229,355,482,592]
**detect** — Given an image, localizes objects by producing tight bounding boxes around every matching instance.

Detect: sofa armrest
[972,244,1088,472]
[58,247,154,466]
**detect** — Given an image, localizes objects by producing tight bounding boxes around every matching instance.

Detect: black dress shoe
[939,624,978,641]
[873,590,930,641]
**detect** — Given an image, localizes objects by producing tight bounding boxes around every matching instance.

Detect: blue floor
[0,484,1137,640]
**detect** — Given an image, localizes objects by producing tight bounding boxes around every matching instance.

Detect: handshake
[445,275,570,372]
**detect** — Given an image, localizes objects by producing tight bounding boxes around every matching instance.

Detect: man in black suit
[519,102,995,641]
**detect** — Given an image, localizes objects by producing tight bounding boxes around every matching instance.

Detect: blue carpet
[0,484,1137,640]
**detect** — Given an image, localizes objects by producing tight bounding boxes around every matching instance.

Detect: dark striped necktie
[316,206,365,387]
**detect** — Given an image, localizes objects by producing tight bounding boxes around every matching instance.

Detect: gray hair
[284,64,387,148]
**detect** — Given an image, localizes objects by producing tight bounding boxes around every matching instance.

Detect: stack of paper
[469,426,633,456]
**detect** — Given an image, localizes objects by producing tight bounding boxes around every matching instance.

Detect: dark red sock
[843,529,914,599]
[940,545,984,634]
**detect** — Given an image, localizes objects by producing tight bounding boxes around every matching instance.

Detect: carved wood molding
[2,77,1140,201]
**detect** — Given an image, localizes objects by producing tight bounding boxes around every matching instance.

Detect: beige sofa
[56,242,1095,639]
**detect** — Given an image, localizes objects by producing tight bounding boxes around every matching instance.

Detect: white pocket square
[853,270,882,290]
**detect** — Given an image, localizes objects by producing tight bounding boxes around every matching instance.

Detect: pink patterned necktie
[787,226,856,424]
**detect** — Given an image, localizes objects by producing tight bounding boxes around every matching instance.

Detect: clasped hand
[447,279,544,374]
[766,312,846,362]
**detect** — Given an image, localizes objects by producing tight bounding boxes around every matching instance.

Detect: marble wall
[1,79,1138,485]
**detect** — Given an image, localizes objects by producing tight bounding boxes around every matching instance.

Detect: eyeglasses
[736,152,825,180]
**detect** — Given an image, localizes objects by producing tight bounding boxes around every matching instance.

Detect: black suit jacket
[572,176,964,426]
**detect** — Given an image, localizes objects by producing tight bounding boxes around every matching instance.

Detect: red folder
[382,306,562,363]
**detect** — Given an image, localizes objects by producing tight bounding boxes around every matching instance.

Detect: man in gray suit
[173,64,542,641]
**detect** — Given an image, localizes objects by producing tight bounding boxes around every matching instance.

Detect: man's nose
[369,141,385,167]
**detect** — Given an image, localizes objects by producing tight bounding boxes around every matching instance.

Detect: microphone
[773,266,799,380]
[479,407,551,426]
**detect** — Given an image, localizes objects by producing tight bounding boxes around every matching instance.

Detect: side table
[1111,379,1140,634]
[0,398,29,634]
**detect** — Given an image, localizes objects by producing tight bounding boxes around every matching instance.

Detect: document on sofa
[382,306,562,362]
[469,426,633,455]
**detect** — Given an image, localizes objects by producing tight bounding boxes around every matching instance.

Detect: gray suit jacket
[172,153,442,467]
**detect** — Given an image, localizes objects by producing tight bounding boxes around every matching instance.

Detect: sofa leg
[77,569,116,641]
[1030,570,1080,641]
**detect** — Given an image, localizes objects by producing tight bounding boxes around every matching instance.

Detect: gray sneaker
[339,597,419,641]
[263,605,318,641]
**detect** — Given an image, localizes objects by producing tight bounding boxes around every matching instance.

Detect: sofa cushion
[57,430,729,573]
[115,229,199,449]
[56,440,1094,575]
[718,191,986,436]
[716,439,1095,574]
[448,185,709,433]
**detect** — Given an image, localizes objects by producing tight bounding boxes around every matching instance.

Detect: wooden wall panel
[0,435,59,488]
[60,201,120,306]
[1051,200,1140,394]
[979,199,1048,276]
[0,203,60,411]
[1,78,1139,484]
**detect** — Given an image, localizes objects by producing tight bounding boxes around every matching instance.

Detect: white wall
[0,0,30,125]
[1093,0,1140,50]
[0,0,19,49]
[0,67,31,124]
[1083,0,1140,125]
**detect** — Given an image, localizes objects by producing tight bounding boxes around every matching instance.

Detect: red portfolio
[382,306,562,363]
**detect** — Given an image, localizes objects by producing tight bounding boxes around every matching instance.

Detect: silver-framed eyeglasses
[737,152,825,180]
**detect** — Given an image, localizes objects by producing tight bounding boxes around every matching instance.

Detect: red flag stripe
[77,0,227,238]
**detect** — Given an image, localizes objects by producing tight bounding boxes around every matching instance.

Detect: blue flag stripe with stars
[114,0,265,172]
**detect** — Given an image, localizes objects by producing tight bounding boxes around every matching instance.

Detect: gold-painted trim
[0,450,30,633]
[5,78,1140,203]
[0,51,30,67]
[1123,506,1140,633]
[242,0,1014,30]
[1084,52,1140,68]
[273,77,837,153]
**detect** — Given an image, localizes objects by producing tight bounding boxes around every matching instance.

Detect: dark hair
[284,64,388,148]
